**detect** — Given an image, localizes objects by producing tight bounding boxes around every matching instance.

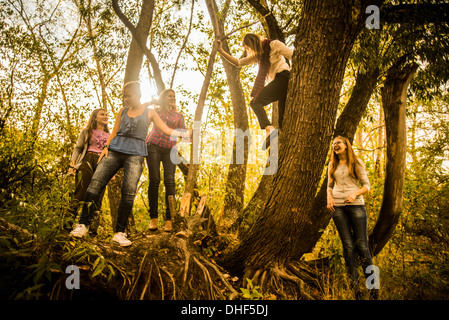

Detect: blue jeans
[78,150,144,233]
[332,205,373,282]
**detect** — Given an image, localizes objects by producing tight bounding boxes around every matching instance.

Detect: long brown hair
[329,136,361,184]
[84,108,109,143]
[242,33,263,60]
[157,88,177,112]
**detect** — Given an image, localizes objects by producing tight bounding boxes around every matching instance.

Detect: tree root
[89,233,239,300]
[1,217,324,301]
[241,261,323,300]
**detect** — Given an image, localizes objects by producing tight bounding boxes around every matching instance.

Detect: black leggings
[146,143,177,220]
[250,70,290,129]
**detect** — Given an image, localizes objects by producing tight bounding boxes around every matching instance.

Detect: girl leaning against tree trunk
[327,136,379,299]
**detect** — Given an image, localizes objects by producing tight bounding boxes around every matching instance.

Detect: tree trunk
[222,0,377,280]
[206,0,249,228]
[109,0,156,232]
[178,43,218,217]
[369,58,418,256]
[375,105,385,178]
[335,67,381,142]
[309,65,381,242]
[31,75,50,141]
[112,0,155,85]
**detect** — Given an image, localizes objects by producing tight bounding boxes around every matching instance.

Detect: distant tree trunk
[109,0,156,232]
[206,0,249,228]
[31,76,50,141]
[222,0,379,279]
[369,58,418,256]
[83,5,108,110]
[178,43,218,217]
[355,128,363,155]
[375,105,385,178]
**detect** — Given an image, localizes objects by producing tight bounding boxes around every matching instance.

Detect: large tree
[221,0,384,290]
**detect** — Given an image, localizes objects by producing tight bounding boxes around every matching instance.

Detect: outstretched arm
[148,109,190,139]
[215,40,239,66]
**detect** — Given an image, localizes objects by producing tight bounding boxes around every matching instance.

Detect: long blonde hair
[329,136,361,184]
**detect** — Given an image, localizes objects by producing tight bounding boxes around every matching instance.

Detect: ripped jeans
[78,150,144,233]
[332,205,373,282]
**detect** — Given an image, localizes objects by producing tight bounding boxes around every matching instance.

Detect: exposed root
[197,255,239,300]
[240,261,323,300]
[99,231,239,300]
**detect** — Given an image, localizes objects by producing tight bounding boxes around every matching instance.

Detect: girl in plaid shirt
[146,89,186,232]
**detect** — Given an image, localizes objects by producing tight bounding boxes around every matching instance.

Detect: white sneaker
[70,224,88,238]
[112,232,132,247]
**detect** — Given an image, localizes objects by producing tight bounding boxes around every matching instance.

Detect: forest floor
[1,192,448,300]
[305,213,449,300]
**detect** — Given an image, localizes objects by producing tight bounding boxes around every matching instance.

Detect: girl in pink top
[68,108,109,233]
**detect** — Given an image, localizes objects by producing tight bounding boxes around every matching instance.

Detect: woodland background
[1,0,449,300]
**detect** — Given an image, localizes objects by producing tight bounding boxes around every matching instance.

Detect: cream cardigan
[327,159,371,206]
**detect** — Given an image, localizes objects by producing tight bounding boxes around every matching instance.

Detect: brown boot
[164,220,172,232]
[148,218,158,231]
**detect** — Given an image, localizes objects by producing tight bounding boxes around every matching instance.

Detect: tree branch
[112,0,165,93]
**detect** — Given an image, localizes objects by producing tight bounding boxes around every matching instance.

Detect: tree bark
[178,42,218,217]
[206,0,250,228]
[369,58,418,256]
[109,0,156,232]
[112,0,160,88]
[222,0,380,276]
